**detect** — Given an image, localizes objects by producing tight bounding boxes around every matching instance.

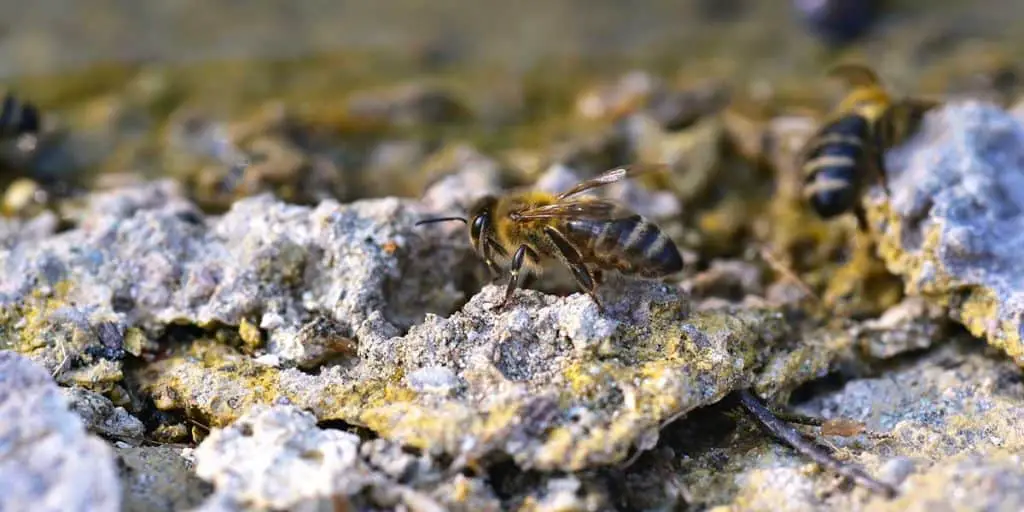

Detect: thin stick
[759,245,821,304]
[736,389,897,498]
[768,407,825,427]
[52,339,69,379]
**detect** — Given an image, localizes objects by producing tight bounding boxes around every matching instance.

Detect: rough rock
[0,210,59,248]
[678,337,1024,511]
[0,350,122,512]
[0,179,468,369]
[62,387,146,444]
[117,445,212,512]
[190,403,500,511]
[138,274,885,474]
[867,100,1024,365]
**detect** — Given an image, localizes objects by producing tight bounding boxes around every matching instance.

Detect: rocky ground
[3,97,1024,511]
[4,2,1024,512]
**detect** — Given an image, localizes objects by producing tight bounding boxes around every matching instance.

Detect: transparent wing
[826,63,882,89]
[513,198,635,221]
[874,97,940,150]
[556,163,668,200]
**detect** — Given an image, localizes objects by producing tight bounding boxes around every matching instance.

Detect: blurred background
[0,0,1014,78]
[0,0,1018,218]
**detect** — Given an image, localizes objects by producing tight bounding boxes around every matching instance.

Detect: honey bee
[0,91,40,139]
[416,165,684,310]
[799,63,939,231]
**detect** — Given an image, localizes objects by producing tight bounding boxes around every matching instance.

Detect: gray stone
[679,338,1024,510]
[406,365,463,395]
[143,277,841,474]
[191,404,383,510]
[0,350,121,512]
[0,180,469,368]
[117,445,212,512]
[190,404,499,512]
[62,387,145,444]
[869,100,1024,365]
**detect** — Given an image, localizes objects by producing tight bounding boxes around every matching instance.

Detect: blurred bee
[799,63,939,231]
[416,165,684,310]
[0,91,41,140]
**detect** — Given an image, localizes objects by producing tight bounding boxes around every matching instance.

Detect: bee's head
[467,195,498,245]
[414,195,498,246]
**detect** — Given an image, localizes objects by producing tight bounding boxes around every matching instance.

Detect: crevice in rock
[486,458,551,509]
[317,418,380,442]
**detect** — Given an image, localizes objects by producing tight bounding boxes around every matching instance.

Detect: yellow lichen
[238,318,264,351]
[136,299,803,473]
[870,196,1024,366]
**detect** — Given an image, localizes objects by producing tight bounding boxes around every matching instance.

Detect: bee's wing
[874,97,941,149]
[556,163,668,200]
[826,63,882,89]
[514,198,635,221]
[886,97,941,122]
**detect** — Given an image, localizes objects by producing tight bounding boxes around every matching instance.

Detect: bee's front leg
[498,245,529,309]
[480,239,505,281]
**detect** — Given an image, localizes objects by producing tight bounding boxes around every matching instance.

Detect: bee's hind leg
[542,227,604,313]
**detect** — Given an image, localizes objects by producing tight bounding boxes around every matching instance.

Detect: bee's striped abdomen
[565,215,683,277]
[0,93,40,139]
[801,114,870,218]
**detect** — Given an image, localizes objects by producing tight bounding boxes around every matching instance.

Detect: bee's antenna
[415,216,468,226]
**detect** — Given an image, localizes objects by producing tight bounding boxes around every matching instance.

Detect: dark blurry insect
[0,91,41,140]
[798,63,939,231]
[416,164,684,311]
[793,0,881,46]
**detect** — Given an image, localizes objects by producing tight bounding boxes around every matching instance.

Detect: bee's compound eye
[471,215,486,240]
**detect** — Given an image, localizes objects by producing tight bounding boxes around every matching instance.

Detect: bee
[0,91,41,139]
[798,63,939,231]
[416,165,684,311]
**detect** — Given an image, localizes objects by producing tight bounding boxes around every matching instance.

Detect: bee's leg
[869,121,892,196]
[872,146,891,196]
[482,241,503,280]
[521,247,541,290]
[499,244,529,309]
[876,162,891,197]
[852,204,870,233]
[542,227,603,312]
[476,224,502,280]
